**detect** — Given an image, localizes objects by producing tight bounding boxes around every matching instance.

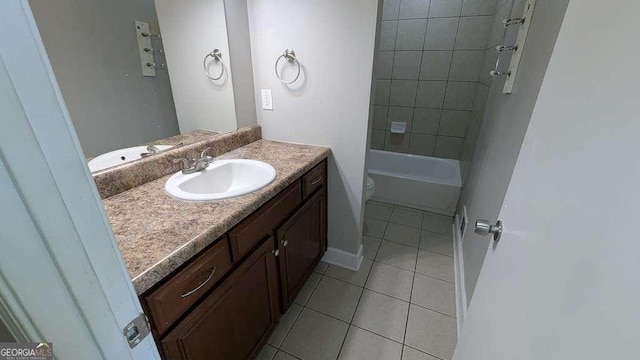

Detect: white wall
[247,0,379,257]
[458,0,569,304]
[28,0,179,158]
[155,0,238,134]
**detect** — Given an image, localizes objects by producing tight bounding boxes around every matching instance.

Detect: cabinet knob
[272,249,280,257]
[281,240,289,247]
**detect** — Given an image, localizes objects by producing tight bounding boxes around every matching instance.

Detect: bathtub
[367,150,461,216]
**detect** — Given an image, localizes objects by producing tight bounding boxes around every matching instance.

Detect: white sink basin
[88,145,173,172]
[165,159,276,201]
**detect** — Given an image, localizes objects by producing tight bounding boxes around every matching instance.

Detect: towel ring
[274,49,300,84]
[203,49,224,81]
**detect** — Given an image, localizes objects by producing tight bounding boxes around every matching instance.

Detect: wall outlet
[261,89,273,110]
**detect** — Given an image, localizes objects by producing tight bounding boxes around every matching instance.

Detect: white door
[454,1,640,359]
[0,1,159,358]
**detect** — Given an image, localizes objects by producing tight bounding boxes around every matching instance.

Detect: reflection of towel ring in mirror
[274,49,300,84]
[203,49,224,81]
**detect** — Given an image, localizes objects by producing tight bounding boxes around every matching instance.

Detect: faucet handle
[200,147,212,159]
[172,157,192,170]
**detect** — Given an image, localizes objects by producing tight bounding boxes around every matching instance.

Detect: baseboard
[321,245,364,271]
[453,215,468,336]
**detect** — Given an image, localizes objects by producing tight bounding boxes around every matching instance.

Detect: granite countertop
[102,139,330,294]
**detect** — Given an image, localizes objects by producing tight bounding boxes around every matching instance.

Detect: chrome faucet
[173,148,214,174]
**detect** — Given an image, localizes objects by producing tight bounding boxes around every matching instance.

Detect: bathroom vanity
[99,127,330,360]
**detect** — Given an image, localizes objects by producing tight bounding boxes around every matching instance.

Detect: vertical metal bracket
[503,0,537,93]
[123,313,151,349]
[135,21,156,77]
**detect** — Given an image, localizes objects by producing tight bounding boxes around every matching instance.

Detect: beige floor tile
[362,236,382,260]
[384,223,421,247]
[293,272,322,306]
[375,241,418,271]
[422,213,453,234]
[401,346,440,360]
[415,250,454,282]
[352,289,409,343]
[390,207,424,228]
[314,261,329,275]
[326,258,373,287]
[274,351,299,360]
[307,276,363,322]
[257,344,278,360]
[405,305,457,360]
[365,201,394,221]
[364,218,388,238]
[419,230,453,257]
[338,326,403,360]
[365,262,414,301]
[281,308,349,360]
[411,274,456,317]
[268,303,303,347]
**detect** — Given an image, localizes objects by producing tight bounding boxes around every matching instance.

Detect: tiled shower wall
[371,0,499,160]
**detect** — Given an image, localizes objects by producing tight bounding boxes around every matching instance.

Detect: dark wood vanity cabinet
[143,159,328,360]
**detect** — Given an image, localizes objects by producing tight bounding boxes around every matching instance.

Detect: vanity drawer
[229,181,302,261]
[146,237,232,335]
[302,160,326,199]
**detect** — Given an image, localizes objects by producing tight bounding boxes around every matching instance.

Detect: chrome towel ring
[203,49,224,81]
[274,49,300,84]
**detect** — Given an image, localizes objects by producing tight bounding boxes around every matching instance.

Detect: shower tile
[449,51,484,81]
[419,51,453,81]
[387,106,414,132]
[479,48,498,87]
[383,0,401,20]
[373,106,389,130]
[399,0,431,19]
[434,136,464,159]
[380,21,399,51]
[377,51,395,79]
[408,133,437,156]
[375,80,392,105]
[385,132,411,153]
[371,130,386,150]
[415,81,447,108]
[389,80,419,107]
[455,16,492,50]
[439,110,472,137]
[461,0,499,16]
[412,108,441,134]
[444,82,477,110]
[393,51,423,80]
[424,18,459,50]
[396,19,428,50]
[473,84,490,122]
[429,0,463,18]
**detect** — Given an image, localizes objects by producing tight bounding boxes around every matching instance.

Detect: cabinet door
[161,238,279,360]
[277,188,326,308]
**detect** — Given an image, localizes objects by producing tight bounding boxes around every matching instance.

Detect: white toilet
[365,175,375,201]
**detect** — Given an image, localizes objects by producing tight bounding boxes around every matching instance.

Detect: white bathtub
[367,150,461,216]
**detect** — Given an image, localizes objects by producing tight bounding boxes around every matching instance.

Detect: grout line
[403,343,449,360]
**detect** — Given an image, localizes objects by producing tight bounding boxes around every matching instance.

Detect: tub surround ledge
[102,139,331,294]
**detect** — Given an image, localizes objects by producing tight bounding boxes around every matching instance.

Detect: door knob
[474,219,503,242]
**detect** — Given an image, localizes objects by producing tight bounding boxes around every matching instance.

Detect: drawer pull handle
[181,267,217,298]
[310,176,323,186]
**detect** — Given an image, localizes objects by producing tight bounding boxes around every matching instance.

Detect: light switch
[261,89,273,110]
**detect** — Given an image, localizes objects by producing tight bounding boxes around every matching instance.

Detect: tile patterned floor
[257,201,457,360]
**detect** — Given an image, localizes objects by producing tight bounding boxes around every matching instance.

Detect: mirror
[28,0,256,173]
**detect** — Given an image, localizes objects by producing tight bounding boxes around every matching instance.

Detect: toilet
[365,175,375,201]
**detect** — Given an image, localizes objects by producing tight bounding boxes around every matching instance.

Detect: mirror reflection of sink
[165,159,276,201]
[88,145,173,172]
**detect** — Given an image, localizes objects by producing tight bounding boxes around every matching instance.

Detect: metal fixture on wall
[203,49,224,81]
[274,49,301,85]
[489,0,537,94]
[135,20,165,77]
